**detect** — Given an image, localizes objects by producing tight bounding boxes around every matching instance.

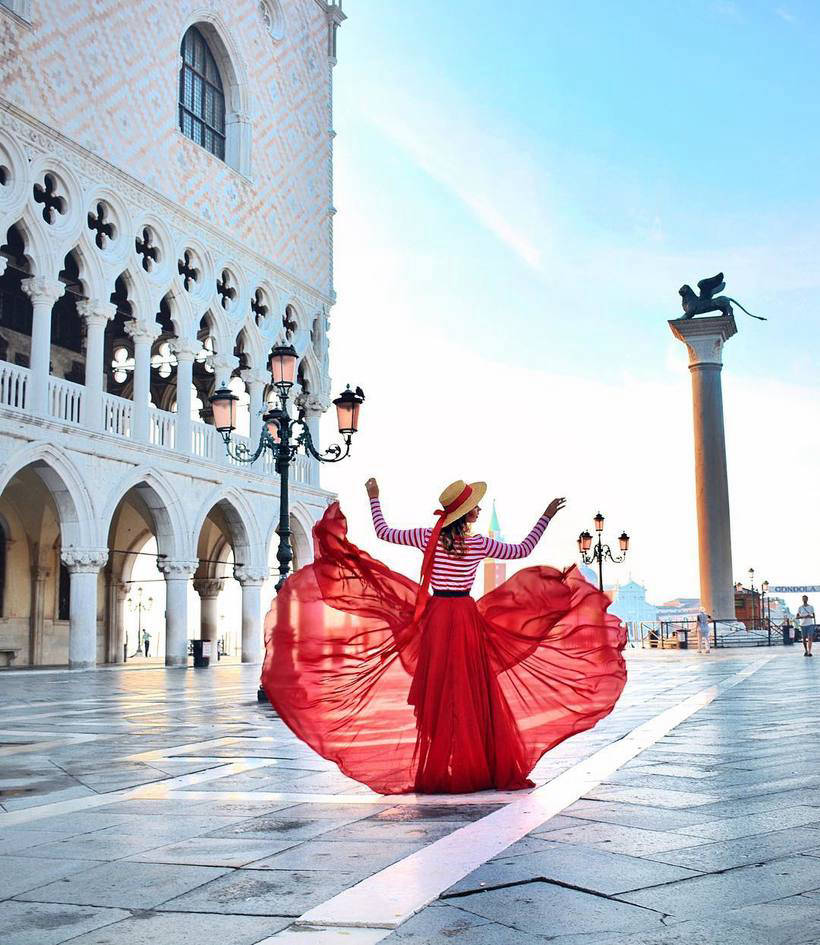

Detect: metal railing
[639,618,792,649]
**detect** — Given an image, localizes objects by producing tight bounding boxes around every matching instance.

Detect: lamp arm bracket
[297,423,351,463]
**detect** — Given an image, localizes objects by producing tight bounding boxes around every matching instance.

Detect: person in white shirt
[796,595,815,657]
[695,610,712,654]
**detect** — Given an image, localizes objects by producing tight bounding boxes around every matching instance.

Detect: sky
[317,0,820,605]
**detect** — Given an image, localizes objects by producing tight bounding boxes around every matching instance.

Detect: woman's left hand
[545,497,566,519]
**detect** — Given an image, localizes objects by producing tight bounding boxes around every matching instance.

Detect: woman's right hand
[365,477,379,499]
[545,497,566,519]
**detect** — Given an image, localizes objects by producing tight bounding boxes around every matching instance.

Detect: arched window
[179,26,226,160]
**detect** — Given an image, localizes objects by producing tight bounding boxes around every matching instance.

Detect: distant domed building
[607,580,658,624]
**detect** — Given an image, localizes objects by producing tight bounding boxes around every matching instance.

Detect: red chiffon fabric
[261,502,627,795]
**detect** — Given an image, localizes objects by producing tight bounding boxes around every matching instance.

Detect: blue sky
[320,1,820,604]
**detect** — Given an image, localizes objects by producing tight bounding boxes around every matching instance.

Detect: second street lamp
[577,511,629,592]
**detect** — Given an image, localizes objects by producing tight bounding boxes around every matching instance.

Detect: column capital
[168,337,201,362]
[668,314,737,368]
[125,320,160,344]
[22,276,64,306]
[61,548,109,573]
[77,298,117,327]
[234,565,269,585]
[158,558,198,578]
[304,392,331,415]
[193,577,225,597]
[209,354,240,387]
[240,367,270,388]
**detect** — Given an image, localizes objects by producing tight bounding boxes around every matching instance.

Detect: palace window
[179,26,226,160]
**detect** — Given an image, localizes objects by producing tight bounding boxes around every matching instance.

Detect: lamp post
[210,335,364,701]
[126,585,153,659]
[761,579,770,631]
[577,511,629,592]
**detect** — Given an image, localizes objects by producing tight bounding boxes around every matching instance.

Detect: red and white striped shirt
[370,498,550,592]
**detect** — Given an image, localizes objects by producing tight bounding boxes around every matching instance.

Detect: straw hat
[438,479,487,528]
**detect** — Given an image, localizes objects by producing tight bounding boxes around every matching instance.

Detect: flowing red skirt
[261,502,627,795]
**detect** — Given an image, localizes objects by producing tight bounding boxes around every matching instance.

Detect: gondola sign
[769,586,820,593]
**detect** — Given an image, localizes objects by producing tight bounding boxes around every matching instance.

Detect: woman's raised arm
[366,479,429,550]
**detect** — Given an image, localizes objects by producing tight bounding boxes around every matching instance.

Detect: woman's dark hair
[439,513,471,556]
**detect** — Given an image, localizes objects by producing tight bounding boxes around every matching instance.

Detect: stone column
[107,580,128,663]
[77,300,116,430]
[61,549,109,670]
[29,564,50,666]
[22,277,64,415]
[125,321,158,442]
[169,338,199,454]
[669,314,738,621]
[241,368,269,445]
[235,566,269,663]
[193,578,224,649]
[159,559,197,667]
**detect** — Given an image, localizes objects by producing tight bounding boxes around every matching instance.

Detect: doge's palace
[0,0,345,668]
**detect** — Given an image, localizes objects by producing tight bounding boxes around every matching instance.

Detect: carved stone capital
[669,314,737,368]
[234,565,269,585]
[209,355,240,387]
[61,548,109,573]
[125,320,160,345]
[240,367,270,389]
[158,558,199,579]
[193,578,225,598]
[22,276,64,307]
[305,393,331,415]
[168,337,201,362]
[77,299,117,328]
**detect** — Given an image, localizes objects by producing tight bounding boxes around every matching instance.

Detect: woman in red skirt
[261,478,626,795]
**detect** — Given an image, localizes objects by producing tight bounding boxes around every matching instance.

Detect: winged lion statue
[678,273,766,321]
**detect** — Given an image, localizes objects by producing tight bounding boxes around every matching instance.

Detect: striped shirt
[370,498,550,592]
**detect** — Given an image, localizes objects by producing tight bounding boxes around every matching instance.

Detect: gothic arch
[0,444,97,548]
[191,487,261,572]
[101,468,187,562]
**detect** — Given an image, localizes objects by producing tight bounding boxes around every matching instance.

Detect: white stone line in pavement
[0,758,279,826]
[288,655,774,936]
[121,735,255,762]
[0,732,108,757]
[138,788,523,805]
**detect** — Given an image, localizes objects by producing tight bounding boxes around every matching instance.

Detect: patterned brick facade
[0,0,336,295]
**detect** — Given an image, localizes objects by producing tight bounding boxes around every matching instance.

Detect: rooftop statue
[678,273,766,321]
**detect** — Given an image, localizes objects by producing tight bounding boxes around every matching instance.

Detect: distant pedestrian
[142,629,151,658]
[695,610,712,654]
[796,595,815,657]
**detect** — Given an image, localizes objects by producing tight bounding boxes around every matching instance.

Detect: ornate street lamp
[210,318,365,700]
[578,512,629,591]
[126,585,153,661]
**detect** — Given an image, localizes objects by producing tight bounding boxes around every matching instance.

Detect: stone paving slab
[442,840,701,896]
[617,854,820,917]
[14,860,232,909]
[156,867,359,915]
[0,901,130,945]
[0,854,100,898]
[50,911,291,945]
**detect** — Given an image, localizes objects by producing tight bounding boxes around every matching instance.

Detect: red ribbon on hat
[411,484,473,623]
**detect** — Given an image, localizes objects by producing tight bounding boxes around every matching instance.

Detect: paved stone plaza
[0,649,819,944]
